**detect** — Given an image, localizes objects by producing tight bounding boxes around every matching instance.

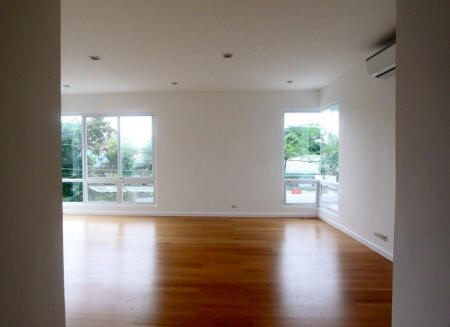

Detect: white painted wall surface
[319,61,396,259]
[62,90,319,216]
[393,0,450,326]
[0,1,65,325]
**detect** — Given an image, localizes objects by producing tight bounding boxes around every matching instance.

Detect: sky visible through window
[284,109,339,135]
[120,116,152,148]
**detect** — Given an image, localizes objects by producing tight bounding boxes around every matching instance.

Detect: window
[61,114,154,204]
[283,105,339,205]
[61,116,83,202]
[122,183,154,203]
[87,183,118,202]
[320,181,338,211]
[62,182,83,202]
[119,116,153,177]
[87,116,118,178]
[61,116,83,179]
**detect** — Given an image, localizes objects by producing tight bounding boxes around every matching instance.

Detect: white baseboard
[63,206,318,218]
[318,208,393,261]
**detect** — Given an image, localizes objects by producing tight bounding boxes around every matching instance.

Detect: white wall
[0,1,65,326]
[393,0,450,326]
[319,61,396,259]
[62,90,319,216]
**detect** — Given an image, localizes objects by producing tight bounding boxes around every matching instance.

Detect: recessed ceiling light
[222,52,233,59]
[89,55,101,61]
[63,84,71,88]
[171,82,179,85]
[286,80,294,84]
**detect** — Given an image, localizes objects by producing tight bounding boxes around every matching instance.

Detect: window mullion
[121,177,154,183]
[82,115,88,204]
[117,116,122,203]
[62,178,83,182]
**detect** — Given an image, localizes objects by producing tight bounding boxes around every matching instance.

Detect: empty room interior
[1,1,449,327]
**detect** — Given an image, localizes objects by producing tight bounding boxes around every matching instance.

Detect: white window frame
[62,113,156,205]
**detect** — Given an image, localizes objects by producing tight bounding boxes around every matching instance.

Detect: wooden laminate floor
[64,215,392,327]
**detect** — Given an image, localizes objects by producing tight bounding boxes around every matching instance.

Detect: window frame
[62,113,156,205]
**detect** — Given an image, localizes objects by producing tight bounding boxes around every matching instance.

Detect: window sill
[63,202,158,207]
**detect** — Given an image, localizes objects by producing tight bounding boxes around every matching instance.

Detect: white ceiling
[61,0,395,94]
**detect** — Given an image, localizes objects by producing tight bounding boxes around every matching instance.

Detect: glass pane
[61,116,82,178]
[122,183,154,203]
[284,112,321,180]
[87,117,118,177]
[320,184,338,211]
[283,108,339,182]
[62,182,83,202]
[320,106,339,182]
[87,183,117,202]
[285,180,317,204]
[120,116,152,177]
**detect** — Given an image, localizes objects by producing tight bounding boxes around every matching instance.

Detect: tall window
[62,116,83,202]
[61,115,154,204]
[283,105,339,206]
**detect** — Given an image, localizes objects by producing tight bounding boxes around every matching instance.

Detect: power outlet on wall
[374,232,388,242]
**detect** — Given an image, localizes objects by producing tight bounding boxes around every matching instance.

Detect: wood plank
[64,215,392,327]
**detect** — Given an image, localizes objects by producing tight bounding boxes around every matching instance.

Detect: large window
[283,105,339,206]
[86,116,118,178]
[61,114,154,204]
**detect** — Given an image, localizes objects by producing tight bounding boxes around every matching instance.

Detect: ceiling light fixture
[89,55,101,61]
[222,52,233,59]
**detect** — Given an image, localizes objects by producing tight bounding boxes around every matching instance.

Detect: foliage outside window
[87,117,118,177]
[284,108,339,182]
[61,116,82,178]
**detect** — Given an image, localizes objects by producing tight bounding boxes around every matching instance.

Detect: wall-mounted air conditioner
[366,43,396,78]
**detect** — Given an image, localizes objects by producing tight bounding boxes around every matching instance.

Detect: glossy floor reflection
[64,215,392,327]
